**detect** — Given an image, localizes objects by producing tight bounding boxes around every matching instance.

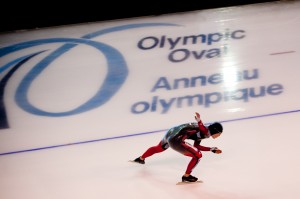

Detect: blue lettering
[206,48,221,58]
[168,49,190,62]
[207,33,223,45]
[267,84,283,95]
[132,83,284,114]
[151,77,172,92]
[191,50,206,59]
[208,74,222,84]
[231,89,249,102]
[131,101,149,114]
[137,36,159,50]
[231,30,246,39]
[160,98,176,114]
[204,92,222,107]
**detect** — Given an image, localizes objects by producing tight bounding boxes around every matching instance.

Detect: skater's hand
[210,147,222,154]
[195,112,201,122]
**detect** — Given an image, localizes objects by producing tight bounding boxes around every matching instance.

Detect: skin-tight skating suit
[140,120,211,175]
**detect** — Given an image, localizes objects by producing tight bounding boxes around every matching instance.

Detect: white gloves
[194,112,201,122]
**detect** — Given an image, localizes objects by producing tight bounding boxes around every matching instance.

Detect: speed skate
[176,180,203,185]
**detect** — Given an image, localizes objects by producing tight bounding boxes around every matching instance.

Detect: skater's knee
[161,143,169,150]
[195,152,202,159]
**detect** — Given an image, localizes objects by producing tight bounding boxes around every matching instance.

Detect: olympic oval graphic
[0,23,180,129]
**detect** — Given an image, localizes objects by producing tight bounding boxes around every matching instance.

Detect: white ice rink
[1,1,300,199]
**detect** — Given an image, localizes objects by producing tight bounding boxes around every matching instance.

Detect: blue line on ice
[1,109,299,156]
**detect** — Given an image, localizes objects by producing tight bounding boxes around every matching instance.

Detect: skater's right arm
[194,141,222,153]
[194,112,209,136]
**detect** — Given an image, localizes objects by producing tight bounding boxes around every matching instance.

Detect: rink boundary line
[1,109,299,156]
[219,109,300,123]
[270,50,295,55]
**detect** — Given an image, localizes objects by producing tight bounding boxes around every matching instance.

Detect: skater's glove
[210,147,222,154]
[195,112,201,122]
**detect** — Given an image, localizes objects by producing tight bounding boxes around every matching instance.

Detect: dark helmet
[208,122,223,135]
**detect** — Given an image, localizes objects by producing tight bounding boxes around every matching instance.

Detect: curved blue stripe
[0,52,47,73]
[83,23,180,39]
[2,38,127,116]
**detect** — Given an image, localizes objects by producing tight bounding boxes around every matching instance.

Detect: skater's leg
[141,141,167,159]
[182,155,201,182]
[185,156,201,175]
[134,141,168,164]
[169,141,202,182]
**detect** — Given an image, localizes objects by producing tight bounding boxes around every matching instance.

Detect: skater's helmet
[208,122,223,135]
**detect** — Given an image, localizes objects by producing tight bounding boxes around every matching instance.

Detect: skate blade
[176,180,203,185]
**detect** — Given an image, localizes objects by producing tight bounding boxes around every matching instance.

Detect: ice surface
[0,1,300,199]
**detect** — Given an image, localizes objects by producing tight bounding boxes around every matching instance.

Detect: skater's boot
[182,175,198,182]
[134,157,145,164]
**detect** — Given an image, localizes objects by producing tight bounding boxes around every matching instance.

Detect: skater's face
[211,132,222,139]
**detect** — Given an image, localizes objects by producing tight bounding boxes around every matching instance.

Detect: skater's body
[133,112,223,182]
